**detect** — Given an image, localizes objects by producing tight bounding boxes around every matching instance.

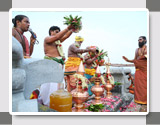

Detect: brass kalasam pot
[91,77,104,104]
[71,85,89,112]
[104,80,113,98]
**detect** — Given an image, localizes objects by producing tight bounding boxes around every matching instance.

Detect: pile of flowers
[120,102,141,112]
[83,95,141,112]
[84,95,122,112]
[64,15,82,33]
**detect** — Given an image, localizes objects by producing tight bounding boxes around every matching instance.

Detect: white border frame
[9,8,149,115]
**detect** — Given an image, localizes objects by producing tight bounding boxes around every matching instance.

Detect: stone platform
[36,92,144,112]
[83,93,141,112]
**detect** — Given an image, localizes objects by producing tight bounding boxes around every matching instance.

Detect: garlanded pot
[71,61,89,112]
[71,81,89,112]
[91,66,104,105]
[104,58,114,98]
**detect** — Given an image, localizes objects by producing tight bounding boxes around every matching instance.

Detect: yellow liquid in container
[50,89,72,112]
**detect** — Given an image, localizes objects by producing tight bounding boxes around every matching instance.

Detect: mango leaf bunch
[86,104,105,112]
[64,15,82,33]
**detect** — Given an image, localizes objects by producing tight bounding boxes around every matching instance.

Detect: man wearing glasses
[122,36,147,112]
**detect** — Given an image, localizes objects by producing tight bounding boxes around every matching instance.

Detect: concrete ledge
[17,99,38,112]
[110,68,131,74]
[12,92,25,112]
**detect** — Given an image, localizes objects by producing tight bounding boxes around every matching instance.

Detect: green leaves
[63,15,82,32]
[114,82,123,85]
[86,104,105,112]
[97,49,108,61]
[69,15,73,20]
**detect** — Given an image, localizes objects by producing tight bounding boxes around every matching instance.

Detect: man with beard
[64,36,96,92]
[122,36,147,112]
[12,15,36,58]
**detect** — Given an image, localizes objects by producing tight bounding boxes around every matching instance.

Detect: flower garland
[73,74,90,90]
[55,40,65,60]
[92,61,98,68]
[100,76,106,85]
[92,74,106,84]
[108,75,115,85]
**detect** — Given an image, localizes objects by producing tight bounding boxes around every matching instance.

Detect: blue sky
[12,9,148,73]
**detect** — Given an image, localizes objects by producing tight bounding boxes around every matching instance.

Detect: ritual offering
[86,46,99,68]
[50,83,72,112]
[95,49,107,66]
[88,47,107,67]
[71,77,89,112]
[88,46,99,56]
[64,15,82,33]
[86,46,107,68]
[71,61,89,112]
[91,65,104,104]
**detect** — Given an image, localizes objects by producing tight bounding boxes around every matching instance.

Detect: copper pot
[71,85,89,112]
[104,80,113,98]
[91,77,104,104]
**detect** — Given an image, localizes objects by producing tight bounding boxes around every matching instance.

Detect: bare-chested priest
[44,25,75,67]
[64,36,96,92]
